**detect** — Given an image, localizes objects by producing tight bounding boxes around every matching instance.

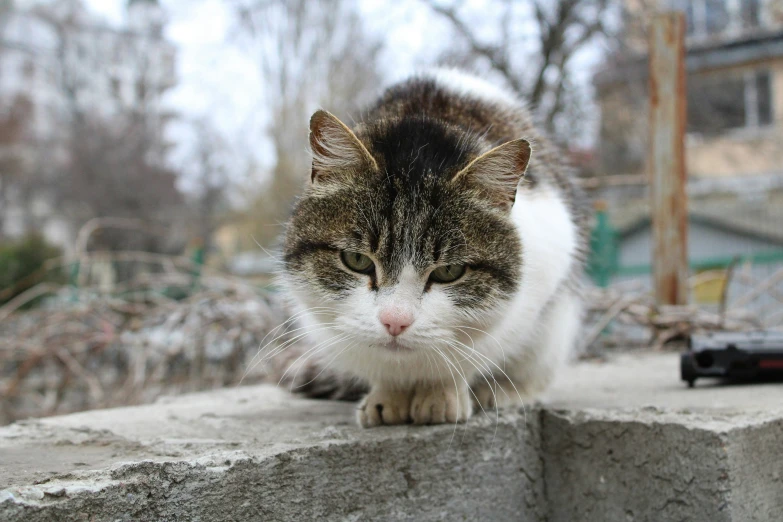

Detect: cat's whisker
[250,234,282,261]
[430,346,464,445]
[454,325,508,367]
[431,345,489,443]
[441,342,496,399]
[442,340,511,441]
[295,339,358,389]
[255,306,342,348]
[432,349,475,406]
[243,324,342,380]
[258,324,342,367]
[254,316,339,362]
[441,341,502,429]
[444,341,490,406]
[249,305,341,367]
[258,316,341,358]
[441,337,493,376]
[279,332,353,389]
[289,336,356,390]
[447,338,524,406]
[255,319,341,363]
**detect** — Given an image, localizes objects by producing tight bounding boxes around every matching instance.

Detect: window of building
[685,2,697,35]
[704,0,730,34]
[756,71,772,126]
[741,0,761,29]
[681,0,763,38]
[687,69,774,135]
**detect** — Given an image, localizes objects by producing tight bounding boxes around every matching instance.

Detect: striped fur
[280,69,590,427]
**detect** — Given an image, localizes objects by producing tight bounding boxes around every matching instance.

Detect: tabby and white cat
[281,69,588,428]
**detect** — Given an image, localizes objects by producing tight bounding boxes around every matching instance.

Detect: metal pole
[648,12,688,306]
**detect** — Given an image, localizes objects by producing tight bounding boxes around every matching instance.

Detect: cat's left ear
[452,139,531,211]
[309,110,377,185]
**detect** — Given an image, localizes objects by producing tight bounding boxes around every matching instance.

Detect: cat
[280,68,589,428]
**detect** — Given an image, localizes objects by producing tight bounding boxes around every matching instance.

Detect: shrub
[0,233,64,305]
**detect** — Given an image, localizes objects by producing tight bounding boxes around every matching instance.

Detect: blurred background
[0,0,782,423]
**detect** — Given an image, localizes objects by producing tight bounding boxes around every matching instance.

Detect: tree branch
[426,2,526,95]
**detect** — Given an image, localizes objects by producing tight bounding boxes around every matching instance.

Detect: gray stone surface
[542,408,783,522]
[543,353,783,522]
[0,385,544,522]
[1,352,782,521]
[546,352,783,413]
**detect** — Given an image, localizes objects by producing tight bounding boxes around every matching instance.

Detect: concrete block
[0,386,545,522]
[1,353,782,521]
[542,353,783,522]
[542,408,783,522]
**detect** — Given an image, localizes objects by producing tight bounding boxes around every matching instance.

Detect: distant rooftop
[610,190,783,246]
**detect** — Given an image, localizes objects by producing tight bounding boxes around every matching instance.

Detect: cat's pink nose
[379,308,414,336]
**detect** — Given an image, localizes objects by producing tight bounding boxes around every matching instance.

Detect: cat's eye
[429,264,467,284]
[341,251,375,274]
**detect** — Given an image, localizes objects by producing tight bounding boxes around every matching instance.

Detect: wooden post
[648,12,688,306]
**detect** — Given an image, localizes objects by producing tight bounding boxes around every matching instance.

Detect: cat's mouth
[375,339,413,352]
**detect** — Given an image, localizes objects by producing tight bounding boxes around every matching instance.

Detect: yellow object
[693,270,727,304]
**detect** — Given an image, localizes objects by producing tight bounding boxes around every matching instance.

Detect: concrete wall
[3,353,783,521]
[597,2,783,180]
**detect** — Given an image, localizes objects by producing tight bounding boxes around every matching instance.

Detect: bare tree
[230,0,384,247]
[0,1,21,238]
[426,0,615,144]
[0,95,30,240]
[180,118,234,258]
[27,0,184,252]
[0,1,50,238]
[60,115,183,252]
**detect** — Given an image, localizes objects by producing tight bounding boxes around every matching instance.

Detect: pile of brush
[581,266,783,357]
[0,274,295,425]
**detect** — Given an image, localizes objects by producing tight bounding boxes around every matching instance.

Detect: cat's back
[366,68,534,148]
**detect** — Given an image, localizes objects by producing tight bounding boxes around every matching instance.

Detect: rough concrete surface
[0,385,545,522]
[542,353,783,522]
[1,352,782,521]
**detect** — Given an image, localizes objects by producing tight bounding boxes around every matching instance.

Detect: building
[0,0,177,245]
[589,1,783,312]
[596,0,783,182]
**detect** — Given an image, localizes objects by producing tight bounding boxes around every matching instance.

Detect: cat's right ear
[451,138,531,211]
[309,110,377,185]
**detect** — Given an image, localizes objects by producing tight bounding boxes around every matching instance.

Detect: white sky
[82,0,444,191]
[81,0,602,192]
[83,1,268,185]
[82,0,448,120]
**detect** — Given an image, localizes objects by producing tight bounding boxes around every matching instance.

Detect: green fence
[587,207,783,287]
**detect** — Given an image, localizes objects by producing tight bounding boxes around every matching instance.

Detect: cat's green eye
[341,251,374,274]
[429,264,467,284]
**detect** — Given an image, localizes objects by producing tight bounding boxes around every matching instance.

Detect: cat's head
[282,110,529,369]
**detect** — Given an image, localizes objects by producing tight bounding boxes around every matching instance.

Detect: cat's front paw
[357,388,412,428]
[410,383,472,425]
